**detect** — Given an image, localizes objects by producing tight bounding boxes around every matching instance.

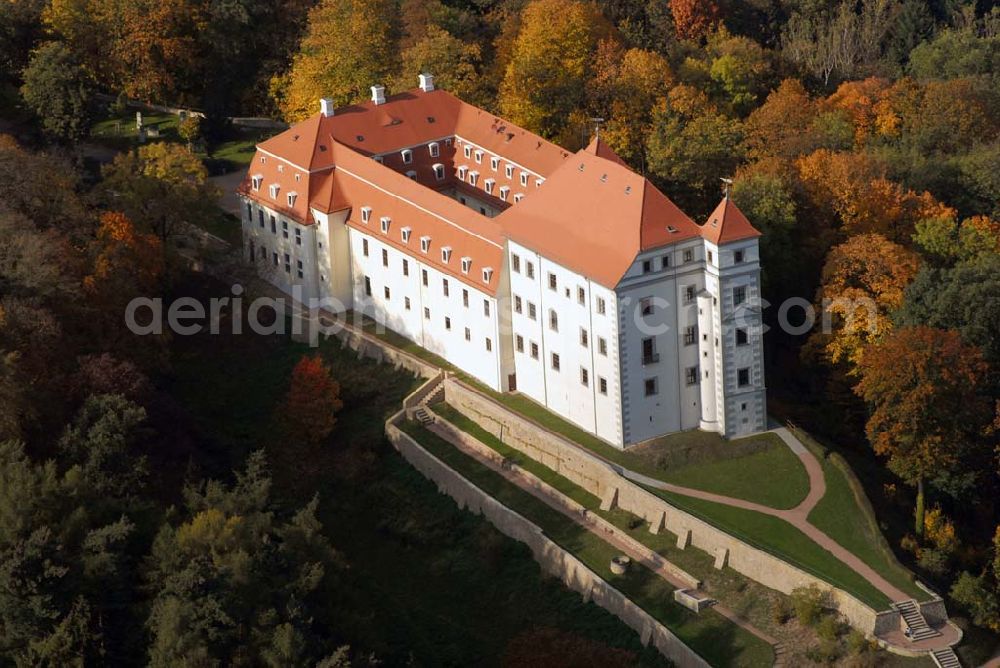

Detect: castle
[238,75,766,448]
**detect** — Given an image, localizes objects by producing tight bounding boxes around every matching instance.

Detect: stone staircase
[412,377,445,427]
[413,406,434,426]
[930,647,962,668]
[892,599,940,642]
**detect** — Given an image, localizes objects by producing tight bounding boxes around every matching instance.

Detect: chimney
[371,85,385,105]
[419,73,434,93]
[320,98,334,117]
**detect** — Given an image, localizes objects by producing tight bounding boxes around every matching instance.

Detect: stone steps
[413,407,434,426]
[893,599,940,642]
[931,647,961,668]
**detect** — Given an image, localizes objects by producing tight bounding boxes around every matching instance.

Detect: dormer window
[260,156,266,164]
[277,164,284,173]
[295,173,301,182]
[401,149,413,165]
[469,171,479,186]
[482,267,493,284]
[380,216,390,234]
[514,193,524,203]
[401,226,411,243]
[433,163,445,181]
[536,178,544,188]
[499,186,510,201]
[461,257,471,274]
[520,172,529,187]
[251,174,263,191]
[406,170,417,180]
[420,236,431,253]
[441,246,452,263]
[361,206,372,224]
[490,156,499,171]
[484,178,495,195]
[286,192,297,207]
[667,225,678,234]
[269,183,280,199]
[458,165,468,180]
[474,150,483,164]
[428,142,439,157]
[373,155,383,164]
[464,146,472,159]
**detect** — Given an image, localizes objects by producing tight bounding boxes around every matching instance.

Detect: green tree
[498,0,607,141]
[20,41,95,143]
[731,168,797,299]
[0,0,46,82]
[274,0,400,121]
[645,85,744,217]
[146,451,340,667]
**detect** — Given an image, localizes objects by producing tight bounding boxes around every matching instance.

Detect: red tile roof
[700,197,762,245]
[241,86,758,291]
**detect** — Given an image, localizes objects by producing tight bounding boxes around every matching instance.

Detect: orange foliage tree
[814,233,921,371]
[84,211,164,301]
[744,79,818,159]
[283,355,343,446]
[855,326,991,536]
[670,0,720,41]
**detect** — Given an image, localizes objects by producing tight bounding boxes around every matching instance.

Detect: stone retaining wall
[325,321,440,380]
[443,377,892,636]
[386,414,709,668]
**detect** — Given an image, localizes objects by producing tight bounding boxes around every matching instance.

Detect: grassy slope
[400,420,774,668]
[168,317,671,666]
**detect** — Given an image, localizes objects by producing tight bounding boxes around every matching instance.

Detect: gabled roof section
[700,197,761,245]
[498,145,698,288]
[583,136,629,168]
[257,113,325,171]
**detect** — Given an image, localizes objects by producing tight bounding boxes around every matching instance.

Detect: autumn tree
[855,326,992,535]
[670,0,720,41]
[951,526,1000,632]
[814,233,921,371]
[498,0,607,141]
[394,25,482,104]
[99,143,218,245]
[0,0,46,82]
[284,355,343,447]
[744,79,821,159]
[274,0,400,121]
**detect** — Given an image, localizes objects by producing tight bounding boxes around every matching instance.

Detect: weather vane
[720,177,733,199]
[590,117,605,140]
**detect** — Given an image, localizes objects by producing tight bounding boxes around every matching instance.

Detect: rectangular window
[445,316,451,330]
[596,297,606,315]
[528,302,537,320]
[491,156,499,171]
[738,367,751,387]
[506,164,514,179]
[530,342,539,359]
[282,220,288,238]
[516,335,524,352]
[514,295,522,314]
[296,260,303,279]
[382,248,388,267]
[548,273,557,291]
[270,215,277,234]
[258,209,264,227]
[734,250,745,263]
[661,255,670,269]
[403,258,409,276]
[684,326,697,346]
[384,286,391,299]
[485,337,492,352]
[464,327,471,341]
[707,250,714,263]
[424,307,430,320]
[684,285,696,303]
[640,298,652,316]
[577,286,585,305]
[520,172,529,187]
[599,377,608,395]
[512,254,521,273]
[685,367,698,385]
[246,202,253,220]
[362,238,369,256]
[405,296,411,310]
[734,286,747,306]
[580,328,588,347]
[422,269,428,287]
[598,337,607,356]
[642,259,652,273]
[526,261,535,279]
[736,328,749,345]
[442,278,449,297]
[580,368,589,387]
[272,251,278,266]
[463,289,469,307]
[295,228,302,246]
[644,378,658,396]
[284,253,290,273]
[683,248,693,263]
[642,337,659,365]
[551,352,560,371]
[364,276,372,296]
[483,300,490,317]
[549,310,558,332]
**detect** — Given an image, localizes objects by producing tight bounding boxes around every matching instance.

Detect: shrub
[845,629,871,656]
[804,638,840,664]
[815,613,844,641]
[771,597,792,625]
[917,547,951,577]
[791,585,827,627]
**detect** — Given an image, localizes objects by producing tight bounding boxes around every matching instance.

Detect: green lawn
[400,420,775,668]
[794,427,927,602]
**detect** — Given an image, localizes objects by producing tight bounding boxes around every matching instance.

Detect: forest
[1,0,999,664]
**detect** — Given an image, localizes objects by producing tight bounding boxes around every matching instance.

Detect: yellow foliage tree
[393,25,482,104]
[275,0,400,122]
